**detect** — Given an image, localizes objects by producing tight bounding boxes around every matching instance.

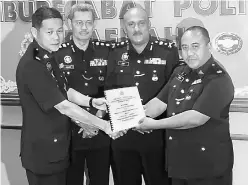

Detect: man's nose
[187,49,194,56]
[81,22,87,29]
[134,23,139,31]
[53,32,59,40]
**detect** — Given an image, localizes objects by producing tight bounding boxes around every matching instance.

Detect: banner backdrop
[1,0,248,96]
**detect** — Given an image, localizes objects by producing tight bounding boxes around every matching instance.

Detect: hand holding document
[104,86,145,133]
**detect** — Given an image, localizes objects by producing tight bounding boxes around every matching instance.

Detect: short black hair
[185,26,210,44]
[32,6,63,29]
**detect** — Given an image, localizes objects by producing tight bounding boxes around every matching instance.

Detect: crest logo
[64,56,72,64]
[213,32,243,56]
[121,52,129,61]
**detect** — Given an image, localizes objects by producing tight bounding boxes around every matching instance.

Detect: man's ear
[207,42,212,53]
[30,27,38,39]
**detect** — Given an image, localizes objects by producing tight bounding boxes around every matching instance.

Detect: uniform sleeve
[192,76,234,119]
[156,82,170,104]
[164,45,180,81]
[23,61,66,112]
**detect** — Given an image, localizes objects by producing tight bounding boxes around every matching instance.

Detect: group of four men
[16,3,234,185]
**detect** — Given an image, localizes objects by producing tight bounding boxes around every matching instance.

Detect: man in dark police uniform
[105,6,179,185]
[136,26,234,185]
[54,3,113,185]
[16,7,110,185]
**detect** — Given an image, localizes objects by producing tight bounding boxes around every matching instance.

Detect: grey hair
[67,3,95,21]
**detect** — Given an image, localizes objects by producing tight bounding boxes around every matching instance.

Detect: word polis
[1,0,246,41]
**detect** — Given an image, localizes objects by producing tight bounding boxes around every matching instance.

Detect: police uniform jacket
[54,39,112,150]
[16,40,70,174]
[105,36,179,150]
[157,56,234,179]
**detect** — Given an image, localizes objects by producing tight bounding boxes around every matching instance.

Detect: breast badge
[121,52,129,61]
[64,56,72,64]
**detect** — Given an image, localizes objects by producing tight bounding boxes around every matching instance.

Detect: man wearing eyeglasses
[54,3,113,185]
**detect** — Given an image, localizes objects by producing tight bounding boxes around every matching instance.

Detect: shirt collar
[32,40,53,62]
[71,39,94,53]
[127,35,153,56]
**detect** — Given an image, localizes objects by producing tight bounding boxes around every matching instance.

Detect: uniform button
[169,136,172,140]
[181,89,185,94]
[54,138,58,142]
[153,70,157,73]
[185,79,189,82]
[85,83,88,86]
[67,72,70,75]
[173,85,176,88]
[172,112,175,116]
[212,63,215,66]
[85,70,87,73]
[135,82,139,86]
[190,89,193,92]
[120,70,123,73]
[201,147,206,151]
[137,60,141,63]
[176,101,180,105]
[86,108,90,111]
[136,71,140,74]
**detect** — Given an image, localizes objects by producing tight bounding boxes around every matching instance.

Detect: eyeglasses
[72,20,93,28]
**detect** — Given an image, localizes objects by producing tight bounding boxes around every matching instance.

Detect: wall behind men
[1,0,248,92]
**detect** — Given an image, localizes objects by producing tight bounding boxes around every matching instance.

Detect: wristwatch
[89,97,94,108]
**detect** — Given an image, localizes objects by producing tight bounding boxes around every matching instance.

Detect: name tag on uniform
[90,59,107,66]
[144,58,166,65]
[64,64,74,69]
[118,61,129,66]
[191,79,202,85]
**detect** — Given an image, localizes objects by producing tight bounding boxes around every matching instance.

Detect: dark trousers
[112,146,169,185]
[66,147,110,185]
[26,169,66,185]
[110,147,120,185]
[171,170,232,185]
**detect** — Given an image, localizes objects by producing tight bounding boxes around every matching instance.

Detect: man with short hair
[16,6,110,185]
[136,26,234,185]
[54,3,113,185]
[105,6,179,185]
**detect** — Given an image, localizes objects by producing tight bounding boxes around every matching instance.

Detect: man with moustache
[16,7,110,185]
[54,3,114,185]
[136,26,234,185]
[105,6,179,185]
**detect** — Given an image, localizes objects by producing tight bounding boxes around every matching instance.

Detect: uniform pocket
[33,135,70,163]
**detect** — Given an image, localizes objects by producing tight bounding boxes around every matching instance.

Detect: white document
[104,86,145,132]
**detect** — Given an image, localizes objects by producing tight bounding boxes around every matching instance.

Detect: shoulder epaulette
[113,40,129,49]
[59,42,71,49]
[58,41,74,52]
[152,39,177,49]
[92,40,115,48]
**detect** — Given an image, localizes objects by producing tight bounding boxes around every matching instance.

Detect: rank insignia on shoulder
[64,56,72,64]
[118,61,129,66]
[121,52,129,61]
